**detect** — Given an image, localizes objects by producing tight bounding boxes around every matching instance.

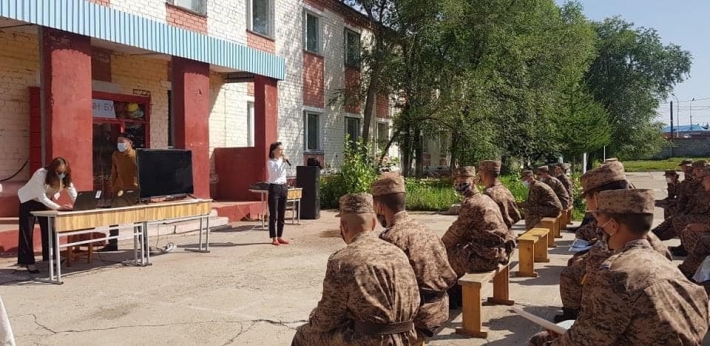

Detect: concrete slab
[0,172,702,345]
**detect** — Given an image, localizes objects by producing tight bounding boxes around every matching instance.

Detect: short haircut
[373,193,406,212]
[340,212,373,231]
[268,142,282,159]
[481,170,500,179]
[587,180,629,196]
[603,213,654,235]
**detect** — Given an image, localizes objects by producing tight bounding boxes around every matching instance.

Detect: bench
[565,207,574,226]
[540,216,562,240]
[455,263,514,338]
[536,218,557,247]
[516,228,550,277]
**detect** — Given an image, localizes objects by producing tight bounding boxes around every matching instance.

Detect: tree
[556,83,611,159]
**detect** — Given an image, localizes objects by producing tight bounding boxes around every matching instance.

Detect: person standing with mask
[441,166,515,309]
[518,170,562,231]
[371,173,457,344]
[99,133,138,252]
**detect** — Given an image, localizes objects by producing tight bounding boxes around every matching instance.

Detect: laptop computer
[72,191,104,211]
[111,189,140,208]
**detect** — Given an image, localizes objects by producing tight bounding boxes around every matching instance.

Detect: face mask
[523,181,530,188]
[117,142,128,152]
[339,225,346,243]
[597,218,615,247]
[377,214,388,228]
[455,182,471,194]
[666,177,673,184]
[58,173,66,180]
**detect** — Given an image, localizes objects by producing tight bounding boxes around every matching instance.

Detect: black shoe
[553,308,578,323]
[25,265,40,274]
[98,245,118,252]
[670,246,688,257]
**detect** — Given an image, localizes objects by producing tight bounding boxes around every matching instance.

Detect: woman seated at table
[16,157,76,273]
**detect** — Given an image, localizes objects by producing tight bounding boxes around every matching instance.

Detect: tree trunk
[402,122,412,177]
[414,127,423,178]
[378,127,402,166]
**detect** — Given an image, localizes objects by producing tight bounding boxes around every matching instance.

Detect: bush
[320,138,378,209]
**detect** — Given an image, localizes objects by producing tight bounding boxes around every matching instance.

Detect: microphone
[284,158,292,166]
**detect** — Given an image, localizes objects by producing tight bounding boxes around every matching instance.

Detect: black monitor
[136,149,194,199]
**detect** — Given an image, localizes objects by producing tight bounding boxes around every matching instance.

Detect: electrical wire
[0,160,28,182]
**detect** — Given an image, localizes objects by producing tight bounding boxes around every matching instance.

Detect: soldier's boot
[553,308,578,323]
[448,285,462,310]
[670,245,688,257]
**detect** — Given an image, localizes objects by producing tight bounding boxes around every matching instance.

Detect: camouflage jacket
[555,239,708,345]
[380,212,457,335]
[521,181,562,215]
[541,176,571,210]
[677,179,700,215]
[484,182,522,229]
[556,174,575,206]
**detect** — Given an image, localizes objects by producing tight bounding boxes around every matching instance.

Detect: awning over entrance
[0,0,285,80]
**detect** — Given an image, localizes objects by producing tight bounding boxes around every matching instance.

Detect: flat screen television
[136,149,194,199]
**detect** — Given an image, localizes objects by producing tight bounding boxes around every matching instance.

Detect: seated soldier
[538,166,571,210]
[530,189,708,346]
[518,170,562,231]
[679,165,710,278]
[555,161,671,323]
[478,160,522,230]
[553,163,574,207]
[672,161,710,255]
[292,193,420,346]
[441,166,516,309]
[655,169,680,219]
[652,160,697,244]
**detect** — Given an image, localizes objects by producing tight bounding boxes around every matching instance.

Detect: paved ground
[0,171,701,345]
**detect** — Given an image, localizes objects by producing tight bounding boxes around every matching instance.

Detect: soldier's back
[542,176,570,209]
[484,182,522,229]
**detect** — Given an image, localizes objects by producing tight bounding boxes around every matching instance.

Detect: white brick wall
[0,31,40,182]
[207,0,247,44]
[110,0,167,23]
[208,74,250,175]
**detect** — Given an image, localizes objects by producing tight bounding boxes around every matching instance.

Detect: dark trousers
[268,184,287,238]
[17,200,52,265]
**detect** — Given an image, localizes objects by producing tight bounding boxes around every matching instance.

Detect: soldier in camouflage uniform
[442,166,516,308]
[655,169,680,219]
[652,160,696,242]
[555,161,671,323]
[292,193,420,346]
[478,160,522,230]
[673,161,710,253]
[370,173,457,343]
[519,170,562,231]
[553,163,574,206]
[537,166,571,210]
[678,166,710,278]
[530,189,708,346]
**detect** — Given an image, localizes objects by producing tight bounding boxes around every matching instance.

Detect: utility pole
[670,101,674,157]
[690,98,695,129]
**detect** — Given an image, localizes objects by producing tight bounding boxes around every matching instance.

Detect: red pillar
[172,57,210,198]
[254,75,279,181]
[41,28,93,191]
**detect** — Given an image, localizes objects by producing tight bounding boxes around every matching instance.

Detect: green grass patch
[595,158,710,172]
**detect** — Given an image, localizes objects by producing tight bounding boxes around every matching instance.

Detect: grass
[597,157,710,172]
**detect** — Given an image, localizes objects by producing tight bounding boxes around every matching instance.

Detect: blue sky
[554,0,710,127]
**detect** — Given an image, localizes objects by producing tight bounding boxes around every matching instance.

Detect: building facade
[0,0,397,216]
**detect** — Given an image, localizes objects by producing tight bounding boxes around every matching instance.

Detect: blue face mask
[117,142,128,152]
[58,173,66,180]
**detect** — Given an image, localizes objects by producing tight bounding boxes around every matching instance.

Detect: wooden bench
[540,216,562,240]
[455,263,514,338]
[516,228,550,277]
[536,218,557,247]
[565,207,574,226]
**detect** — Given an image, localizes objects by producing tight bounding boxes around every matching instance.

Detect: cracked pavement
[1,171,707,345]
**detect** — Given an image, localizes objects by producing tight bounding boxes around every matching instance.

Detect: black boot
[670,245,688,257]
[448,285,462,310]
[553,308,578,323]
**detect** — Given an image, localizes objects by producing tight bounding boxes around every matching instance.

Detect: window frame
[344,28,361,67]
[248,0,275,38]
[303,11,321,54]
[344,116,361,149]
[167,0,206,16]
[304,111,322,152]
[376,121,389,151]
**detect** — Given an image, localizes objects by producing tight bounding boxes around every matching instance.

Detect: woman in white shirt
[16,157,77,273]
[267,142,290,246]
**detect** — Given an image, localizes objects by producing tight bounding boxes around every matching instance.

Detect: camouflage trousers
[447,244,508,277]
[679,230,710,277]
[652,217,677,241]
[664,204,678,219]
[292,322,417,346]
[676,215,710,247]
[525,207,562,231]
[559,245,611,309]
[528,331,555,346]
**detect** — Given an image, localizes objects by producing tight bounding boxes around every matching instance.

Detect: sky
[554,0,710,127]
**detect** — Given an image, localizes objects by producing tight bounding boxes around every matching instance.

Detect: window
[304,111,321,151]
[344,29,361,67]
[168,0,205,14]
[377,122,389,151]
[247,101,255,147]
[438,133,448,157]
[304,12,320,53]
[345,117,360,149]
[249,0,273,37]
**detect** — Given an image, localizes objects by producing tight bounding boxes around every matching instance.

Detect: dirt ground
[0,171,704,345]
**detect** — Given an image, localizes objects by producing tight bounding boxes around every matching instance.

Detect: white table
[249,188,302,230]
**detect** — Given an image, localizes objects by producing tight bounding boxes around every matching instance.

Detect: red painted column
[254,75,279,181]
[172,57,210,198]
[41,28,93,191]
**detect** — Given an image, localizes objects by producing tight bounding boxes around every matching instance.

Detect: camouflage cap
[338,193,375,215]
[520,170,534,179]
[594,189,655,214]
[679,159,693,167]
[371,172,406,196]
[455,166,476,178]
[699,166,710,179]
[580,161,626,197]
[537,165,550,174]
[604,158,619,163]
[555,163,571,170]
[478,160,502,174]
[692,160,708,168]
[664,170,678,177]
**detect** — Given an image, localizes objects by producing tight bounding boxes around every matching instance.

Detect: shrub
[319,138,378,209]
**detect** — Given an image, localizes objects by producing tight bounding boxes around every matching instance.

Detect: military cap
[664,169,678,177]
[555,163,570,169]
[604,158,619,163]
[338,193,375,215]
[594,189,655,214]
[679,159,693,167]
[580,161,626,197]
[520,170,534,179]
[455,166,476,178]
[691,160,708,168]
[371,172,406,196]
[699,166,710,179]
[478,160,501,174]
[537,166,550,174]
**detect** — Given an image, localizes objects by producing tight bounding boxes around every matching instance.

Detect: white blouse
[267,158,289,185]
[17,168,78,210]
